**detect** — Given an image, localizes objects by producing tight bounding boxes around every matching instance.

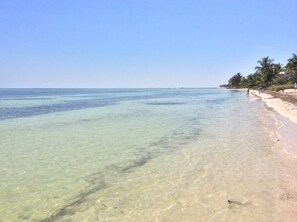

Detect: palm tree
[255,56,274,86]
[228,73,242,88]
[286,53,297,72]
[246,73,260,87]
[286,53,297,83]
[272,63,282,78]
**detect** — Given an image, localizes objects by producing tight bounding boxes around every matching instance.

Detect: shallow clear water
[0,88,292,221]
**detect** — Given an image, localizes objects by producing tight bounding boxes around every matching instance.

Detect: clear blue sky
[0,0,296,88]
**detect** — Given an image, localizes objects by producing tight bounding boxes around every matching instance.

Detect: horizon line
[0,86,220,89]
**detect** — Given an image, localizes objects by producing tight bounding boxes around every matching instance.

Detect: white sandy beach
[250,90,297,125]
[230,88,297,221]
[248,89,297,221]
[247,89,297,156]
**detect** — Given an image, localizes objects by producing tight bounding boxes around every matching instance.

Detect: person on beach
[294,82,297,91]
[246,88,250,96]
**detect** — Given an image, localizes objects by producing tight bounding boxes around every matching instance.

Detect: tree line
[222,53,297,91]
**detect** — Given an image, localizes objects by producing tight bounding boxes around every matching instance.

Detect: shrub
[268,84,294,91]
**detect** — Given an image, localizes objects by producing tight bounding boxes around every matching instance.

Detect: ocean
[0,88,290,221]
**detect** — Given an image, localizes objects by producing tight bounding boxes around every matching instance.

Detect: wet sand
[249,89,297,221]
[250,90,297,125]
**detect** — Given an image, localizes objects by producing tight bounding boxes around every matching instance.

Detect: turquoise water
[0,88,291,221]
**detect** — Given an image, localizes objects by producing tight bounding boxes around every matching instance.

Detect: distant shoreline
[250,89,297,124]
[227,88,297,120]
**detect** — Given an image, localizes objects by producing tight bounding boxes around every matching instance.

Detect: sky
[0,0,296,88]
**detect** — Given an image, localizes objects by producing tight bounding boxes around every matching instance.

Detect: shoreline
[247,89,297,221]
[250,89,297,125]
[228,88,297,154]
[249,89,297,156]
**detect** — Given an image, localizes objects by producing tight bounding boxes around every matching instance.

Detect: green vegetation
[224,53,297,91]
[268,84,294,92]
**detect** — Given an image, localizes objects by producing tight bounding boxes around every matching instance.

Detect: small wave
[146,102,186,106]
